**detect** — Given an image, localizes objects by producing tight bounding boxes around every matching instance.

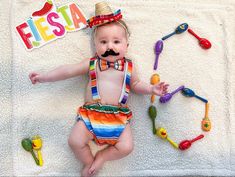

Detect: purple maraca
[154,40,163,70]
[160,85,185,103]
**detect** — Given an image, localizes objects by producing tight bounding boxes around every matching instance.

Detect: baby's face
[94,22,128,61]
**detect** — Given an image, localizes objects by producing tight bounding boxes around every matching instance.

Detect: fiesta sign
[16,0,87,51]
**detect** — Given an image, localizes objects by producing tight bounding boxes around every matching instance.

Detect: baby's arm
[29,58,89,84]
[131,64,169,96]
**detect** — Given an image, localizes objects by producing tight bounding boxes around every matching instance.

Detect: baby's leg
[68,120,94,177]
[89,124,133,175]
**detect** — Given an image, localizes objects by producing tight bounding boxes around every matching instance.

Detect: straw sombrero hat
[87,1,123,28]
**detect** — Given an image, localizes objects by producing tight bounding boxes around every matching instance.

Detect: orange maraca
[202,103,211,131]
[150,73,160,103]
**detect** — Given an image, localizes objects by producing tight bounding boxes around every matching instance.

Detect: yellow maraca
[156,127,178,149]
[32,135,43,166]
[202,103,211,131]
[150,73,160,103]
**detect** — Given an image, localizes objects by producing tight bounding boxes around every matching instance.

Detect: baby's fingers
[163,84,169,90]
[29,72,38,84]
[31,77,37,84]
[29,72,37,78]
[161,84,169,94]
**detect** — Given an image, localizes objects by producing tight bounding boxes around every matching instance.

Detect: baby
[29,2,168,177]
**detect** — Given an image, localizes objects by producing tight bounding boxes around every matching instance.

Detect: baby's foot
[89,151,105,176]
[81,164,92,177]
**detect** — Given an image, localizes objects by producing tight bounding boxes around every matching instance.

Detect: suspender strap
[89,57,101,101]
[119,59,132,105]
[89,57,132,104]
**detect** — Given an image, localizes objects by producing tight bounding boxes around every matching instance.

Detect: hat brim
[87,9,122,28]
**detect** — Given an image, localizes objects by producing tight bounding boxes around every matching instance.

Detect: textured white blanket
[1,0,235,176]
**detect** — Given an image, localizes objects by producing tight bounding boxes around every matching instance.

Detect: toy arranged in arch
[148,85,211,150]
[148,23,212,151]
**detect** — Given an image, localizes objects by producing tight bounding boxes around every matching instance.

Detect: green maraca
[148,105,157,134]
[21,138,39,165]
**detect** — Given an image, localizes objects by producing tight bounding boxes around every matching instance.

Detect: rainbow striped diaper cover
[76,103,132,145]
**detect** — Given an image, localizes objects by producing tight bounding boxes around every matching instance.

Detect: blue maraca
[154,40,163,70]
[182,88,208,103]
[160,85,185,103]
[162,23,188,40]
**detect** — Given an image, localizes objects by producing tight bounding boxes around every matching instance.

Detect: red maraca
[179,134,204,151]
[188,29,211,49]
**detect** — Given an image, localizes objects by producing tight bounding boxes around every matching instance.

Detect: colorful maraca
[32,135,43,166]
[154,40,163,70]
[150,73,160,103]
[148,105,157,134]
[182,88,208,103]
[21,138,39,165]
[159,85,184,103]
[162,23,188,40]
[188,28,211,49]
[202,103,211,131]
[156,127,179,149]
[179,134,204,151]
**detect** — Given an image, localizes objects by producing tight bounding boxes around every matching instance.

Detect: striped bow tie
[98,58,125,71]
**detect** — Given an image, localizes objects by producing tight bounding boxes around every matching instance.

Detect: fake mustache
[101,49,120,57]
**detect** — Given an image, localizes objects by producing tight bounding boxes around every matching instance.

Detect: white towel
[1,0,234,176]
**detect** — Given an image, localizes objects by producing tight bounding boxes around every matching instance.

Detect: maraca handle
[171,85,185,95]
[37,150,43,166]
[194,95,208,103]
[166,137,179,149]
[205,103,209,118]
[188,29,201,40]
[30,150,39,165]
[162,32,176,40]
[151,119,156,134]
[151,95,155,103]
[190,134,204,143]
[154,55,159,70]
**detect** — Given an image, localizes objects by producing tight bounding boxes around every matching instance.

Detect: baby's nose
[107,42,114,50]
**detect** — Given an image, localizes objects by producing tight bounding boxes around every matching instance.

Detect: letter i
[27,18,41,41]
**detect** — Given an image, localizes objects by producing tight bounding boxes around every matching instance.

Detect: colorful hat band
[87,9,122,28]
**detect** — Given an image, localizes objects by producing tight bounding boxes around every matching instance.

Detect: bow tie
[98,58,125,71]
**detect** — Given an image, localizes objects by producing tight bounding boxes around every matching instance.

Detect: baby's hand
[29,72,43,84]
[152,82,169,96]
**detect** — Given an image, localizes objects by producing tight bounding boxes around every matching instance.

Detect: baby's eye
[100,40,107,44]
[114,40,120,44]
